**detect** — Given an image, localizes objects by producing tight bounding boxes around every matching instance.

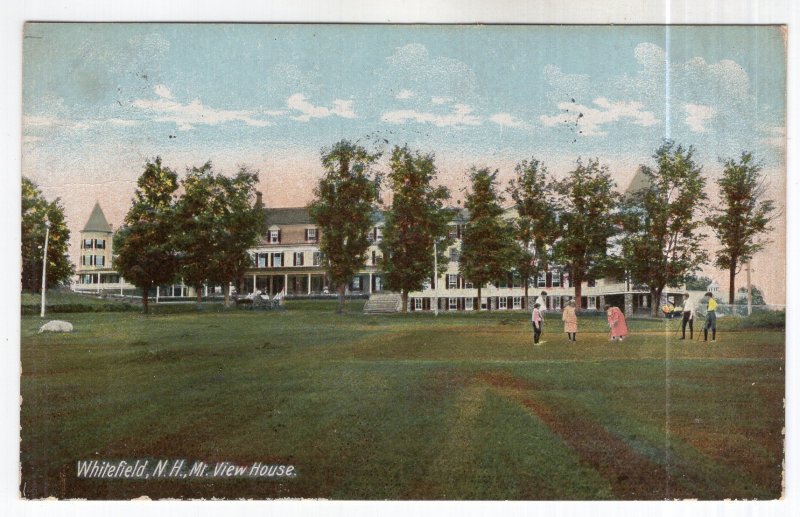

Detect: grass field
[20,300,784,500]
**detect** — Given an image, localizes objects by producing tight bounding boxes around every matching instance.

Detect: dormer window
[269,230,280,243]
[305,228,317,242]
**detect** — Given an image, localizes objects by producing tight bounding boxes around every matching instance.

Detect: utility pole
[40,219,51,318]
[433,240,438,316]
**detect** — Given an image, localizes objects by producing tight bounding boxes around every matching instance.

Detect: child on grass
[562,299,577,342]
[605,305,628,342]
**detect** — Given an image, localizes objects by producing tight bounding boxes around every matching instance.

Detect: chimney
[255,191,263,207]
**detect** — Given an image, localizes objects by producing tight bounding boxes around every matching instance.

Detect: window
[513,296,521,309]
[448,226,457,239]
[96,255,105,266]
[449,248,459,263]
[371,251,377,265]
[551,270,560,287]
[94,239,106,249]
[82,239,93,249]
[375,227,383,242]
[269,230,280,243]
[499,297,507,309]
[537,271,546,287]
[448,298,457,310]
[552,297,562,310]
[588,278,596,288]
[306,228,317,242]
[465,281,473,289]
[352,276,362,290]
[587,296,597,309]
[257,254,267,268]
[448,274,457,289]
[313,251,322,266]
[465,298,474,310]
[414,298,423,310]
[294,252,304,266]
[272,253,283,267]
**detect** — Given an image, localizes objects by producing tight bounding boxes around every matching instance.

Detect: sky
[21,23,787,302]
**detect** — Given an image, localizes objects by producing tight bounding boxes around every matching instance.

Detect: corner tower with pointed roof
[75,202,121,288]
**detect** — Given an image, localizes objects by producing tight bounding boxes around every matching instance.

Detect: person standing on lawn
[703,291,718,342]
[562,299,578,342]
[531,303,544,345]
[605,304,628,342]
[680,291,694,340]
[534,290,547,332]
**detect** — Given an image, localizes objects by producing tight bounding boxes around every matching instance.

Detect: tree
[619,142,708,317]
[708,152,776,304]
[735,285,765,306]
[379,145,452,312]
[507,157,557,304]
[21,177,74,292]
[309,140,382,313]
[684,273,714,291]
[552,158,619,308]
[113,157,180,314]
[458,167,517,310]
[175,162,265,307]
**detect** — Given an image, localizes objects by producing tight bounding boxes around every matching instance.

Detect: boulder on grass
[38,320,74,334]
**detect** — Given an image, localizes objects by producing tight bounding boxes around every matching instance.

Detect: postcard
[19,21,786,502]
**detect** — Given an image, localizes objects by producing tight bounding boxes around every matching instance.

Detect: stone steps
[363,293,402,313]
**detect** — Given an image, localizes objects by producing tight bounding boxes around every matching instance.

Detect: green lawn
[20,301,784,500]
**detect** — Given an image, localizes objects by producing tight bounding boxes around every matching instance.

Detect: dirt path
[477,371,689,499]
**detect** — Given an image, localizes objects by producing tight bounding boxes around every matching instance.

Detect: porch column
[253,274,257,292]
[307,274,311,295]
[269,276,273,295]
[204,284,208,297]
[284,273,288,294]
[368,273,373,294]
[156,285,160,303]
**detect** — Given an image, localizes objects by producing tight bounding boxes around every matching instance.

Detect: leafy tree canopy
[21,177,74,292]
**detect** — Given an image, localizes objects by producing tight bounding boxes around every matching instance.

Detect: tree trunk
[401,289,408,313]
[477,286,482,311]
[650,287,661,318]
[336,284,345,314]
[728,258,737,304]
[573,273,582,312]
[524,282,529,308]
[223,283,231,308]
[142,289,149,315]
[196,287,203,309]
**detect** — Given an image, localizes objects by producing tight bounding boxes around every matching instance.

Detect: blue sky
[21,23,787,300]
[23,24,786,173]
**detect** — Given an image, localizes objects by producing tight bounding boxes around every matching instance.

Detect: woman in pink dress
[605,305,628,341]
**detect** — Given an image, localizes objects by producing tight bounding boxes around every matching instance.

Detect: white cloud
[381,44,479,104]
[489,112,527,129]
[154,84,173,99]
[132,86,272,130]
[285,93,356,122]
[684,103,717,132]
[23,114,139,131]
[381,104,481,128]
[431,96,453,105]
[396,89,414,100]
[540,97,658,136]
